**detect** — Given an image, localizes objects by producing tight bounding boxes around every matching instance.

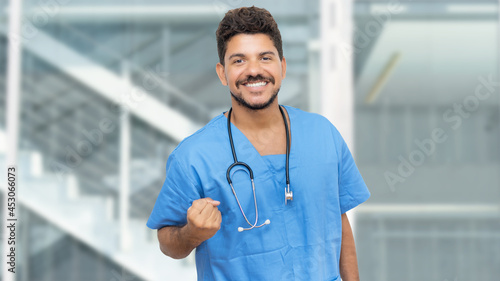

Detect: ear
[281,56,287,79]
[216,62,228,86]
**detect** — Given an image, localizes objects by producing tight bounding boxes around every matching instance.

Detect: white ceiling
[356,20,498,106]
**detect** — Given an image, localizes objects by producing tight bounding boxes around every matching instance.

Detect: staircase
[0,147,197,281]
[0,25,202,143]
[0,17,207,281]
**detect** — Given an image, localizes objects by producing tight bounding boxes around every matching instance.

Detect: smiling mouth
[238,75,274,88]
[243,81,268,88]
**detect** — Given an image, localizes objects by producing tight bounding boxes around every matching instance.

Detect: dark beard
[230,87,280,110]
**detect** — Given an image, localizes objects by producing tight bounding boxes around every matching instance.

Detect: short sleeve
[332,126,371,214]
[146,153,202,229]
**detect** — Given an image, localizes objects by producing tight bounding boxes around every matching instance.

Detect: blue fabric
[147,106,370,281]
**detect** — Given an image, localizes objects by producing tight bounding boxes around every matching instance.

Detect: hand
[185,198,222,245]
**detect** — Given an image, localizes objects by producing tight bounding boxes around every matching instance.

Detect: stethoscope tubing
[226,106,291,231]
[226,161,253,184]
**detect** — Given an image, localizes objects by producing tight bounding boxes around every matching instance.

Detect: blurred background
[0,0,498,280]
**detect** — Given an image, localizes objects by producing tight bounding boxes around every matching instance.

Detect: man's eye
[262,57,271,60]
[234,59,243,64]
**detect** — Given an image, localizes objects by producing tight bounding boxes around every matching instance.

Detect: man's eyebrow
[228,53,245,60]
[260,51,277,57]
[227,51,277,60]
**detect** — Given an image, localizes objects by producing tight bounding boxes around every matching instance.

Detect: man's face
[216,33,286,110]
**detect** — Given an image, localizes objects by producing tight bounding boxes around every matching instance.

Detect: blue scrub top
[147,106,370,281]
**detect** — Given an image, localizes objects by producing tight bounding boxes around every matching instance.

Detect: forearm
[339,213,360,281]
[157,198,222,259]
[157,225,201,259]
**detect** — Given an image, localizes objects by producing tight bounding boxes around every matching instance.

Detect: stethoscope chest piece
[285,192,293,204]
[285,184,293,204]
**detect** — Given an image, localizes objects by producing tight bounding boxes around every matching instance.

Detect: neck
[228,102,283,131]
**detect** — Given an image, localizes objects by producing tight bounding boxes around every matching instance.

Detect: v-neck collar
[222,105,293,156]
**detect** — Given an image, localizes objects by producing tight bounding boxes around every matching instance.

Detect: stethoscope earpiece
[238,219,271,232]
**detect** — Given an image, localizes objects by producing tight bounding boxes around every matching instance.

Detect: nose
[245,59,263,76]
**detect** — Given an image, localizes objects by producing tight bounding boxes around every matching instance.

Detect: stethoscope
[226,105,292,232]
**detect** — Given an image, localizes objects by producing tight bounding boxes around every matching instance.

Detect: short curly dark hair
[216,6,283,66]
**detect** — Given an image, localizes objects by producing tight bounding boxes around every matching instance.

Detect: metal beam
[119,62,131,253]
[11,5,308,24]
[320,0,358,230]
[4,1,22,280]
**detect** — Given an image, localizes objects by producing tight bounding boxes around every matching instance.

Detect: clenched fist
[185,198,222,245]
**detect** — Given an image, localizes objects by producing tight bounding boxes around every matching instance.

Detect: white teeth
[245,81,267,87]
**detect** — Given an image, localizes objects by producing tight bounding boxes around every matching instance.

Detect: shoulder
[284,105,346,149]
[284,105,337,133]
[170,113,227,160]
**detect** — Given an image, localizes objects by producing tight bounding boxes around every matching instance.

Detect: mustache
[236,75,274,87]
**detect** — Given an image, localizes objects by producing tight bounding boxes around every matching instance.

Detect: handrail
[16,97,163,202]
